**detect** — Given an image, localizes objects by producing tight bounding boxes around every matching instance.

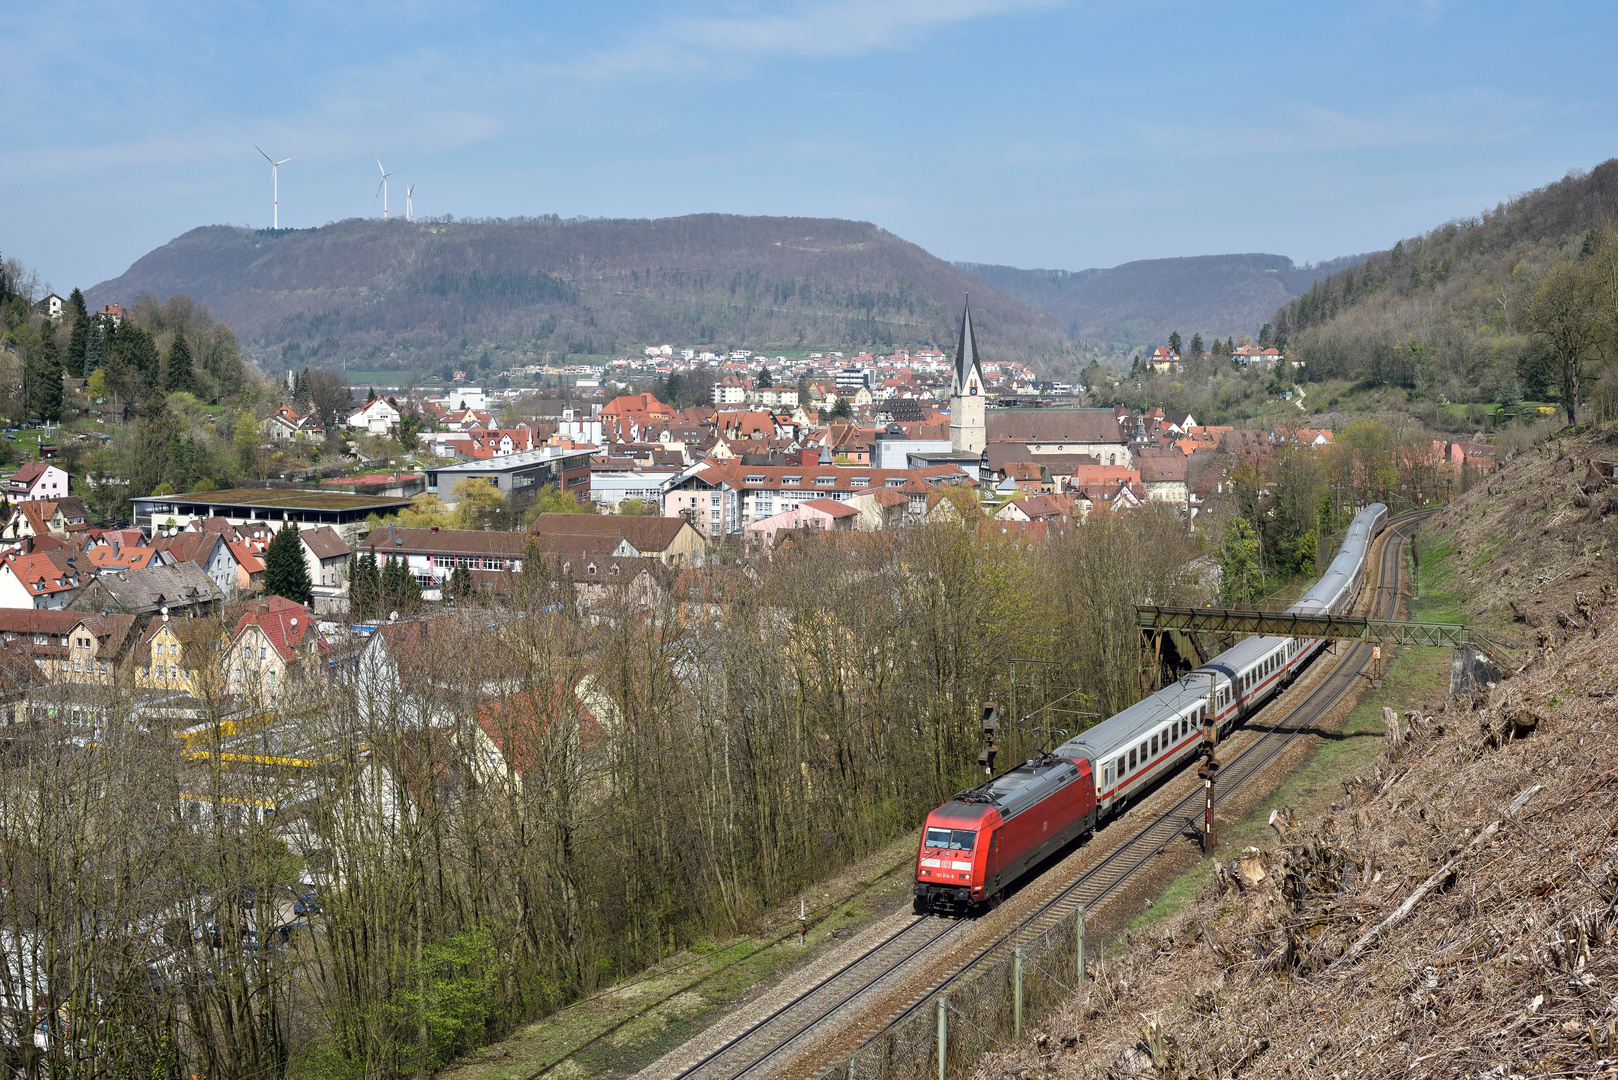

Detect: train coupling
[915,884,974,916]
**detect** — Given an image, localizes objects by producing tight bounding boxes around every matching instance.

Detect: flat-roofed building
[424,446,595,502]
[131,489,415,546]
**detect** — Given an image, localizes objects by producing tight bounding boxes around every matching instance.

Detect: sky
[4,0,1616,295]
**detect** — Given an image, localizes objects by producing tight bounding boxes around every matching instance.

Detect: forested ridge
[1273,158,1618,418]
[85,215,1074,378]
[960,252,1368,355]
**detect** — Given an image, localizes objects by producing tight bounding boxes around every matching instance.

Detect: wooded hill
[85,215,1073,377]
[1273,159,1618,412]
[960,252,1367,355]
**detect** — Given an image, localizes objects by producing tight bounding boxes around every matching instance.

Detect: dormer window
[814,477,834,487]
[850,477,869,488]
[782,476,800,486]
[744,475,765,484]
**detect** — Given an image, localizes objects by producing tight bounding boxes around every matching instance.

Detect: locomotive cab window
[925,827,976,852]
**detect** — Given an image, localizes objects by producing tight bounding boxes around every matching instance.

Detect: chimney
[387,523,396,544]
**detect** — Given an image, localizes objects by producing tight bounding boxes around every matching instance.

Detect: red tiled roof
[233,597,318,662]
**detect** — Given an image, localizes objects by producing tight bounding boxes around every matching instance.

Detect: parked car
[292,889,322,917]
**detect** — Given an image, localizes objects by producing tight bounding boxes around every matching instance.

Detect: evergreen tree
[380,554,419,612]
[65,289,89,377]
[757,366,772,388]
[83,319,107,374]
[1168,330,1182,356]
[115,323,160,390]
[164,334,197,395]
[1257,323,1273,347]
[1188,333,1204,361]
[130,391,179,497]
[293,366,311,409]
[349,553,382,621]
[263,522,313,606]
[448,565,473,601]
[32,322,62,423]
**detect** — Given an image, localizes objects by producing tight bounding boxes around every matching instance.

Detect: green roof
[134,488,413,512]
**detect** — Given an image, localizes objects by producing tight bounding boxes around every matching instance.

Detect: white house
[348,398,402,436]
[0,553,84,609]
[6,463,69,503]
[31,294,66,321]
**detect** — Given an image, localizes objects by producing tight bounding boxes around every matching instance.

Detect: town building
[225,597,325,704]
[348,398,402,435]
[663,462,973,539]
[986,409,1133,468]
[424,446,594,502]
[7,462,69,502]
[528,513,706,566]
[131,490,416,547]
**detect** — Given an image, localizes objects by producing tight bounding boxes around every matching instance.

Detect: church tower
[949,297,987,455]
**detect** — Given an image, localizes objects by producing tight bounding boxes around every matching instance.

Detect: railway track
[649,509,1429,1080]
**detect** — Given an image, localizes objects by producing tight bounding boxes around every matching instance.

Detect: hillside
[959,252,1368,354]
[85,215,1073,378]
[1274,158,1618,409]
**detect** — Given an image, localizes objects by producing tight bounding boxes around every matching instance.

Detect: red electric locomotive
[914,753,1097,915]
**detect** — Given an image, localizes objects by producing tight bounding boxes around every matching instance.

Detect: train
[914,504,1389,916]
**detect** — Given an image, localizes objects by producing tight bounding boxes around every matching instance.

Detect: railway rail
[649,509,1429,1080]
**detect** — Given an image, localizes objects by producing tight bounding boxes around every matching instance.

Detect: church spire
[953,295,983,397]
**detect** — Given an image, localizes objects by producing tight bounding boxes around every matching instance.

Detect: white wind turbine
[375,156,394,219]
[405,184,415,222]
[253,144,296,229]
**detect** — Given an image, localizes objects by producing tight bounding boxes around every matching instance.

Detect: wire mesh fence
[820,904,1130,1080]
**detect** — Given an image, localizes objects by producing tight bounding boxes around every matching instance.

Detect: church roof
[952,298,984,396]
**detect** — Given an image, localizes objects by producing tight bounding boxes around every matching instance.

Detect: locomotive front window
[926,827,976,852]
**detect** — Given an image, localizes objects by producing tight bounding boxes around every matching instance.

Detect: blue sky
[4,0,1615,294]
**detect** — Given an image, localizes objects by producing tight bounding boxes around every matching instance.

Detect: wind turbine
[405,184,414,222]
[375,156,394,219]
[253,144,295,229]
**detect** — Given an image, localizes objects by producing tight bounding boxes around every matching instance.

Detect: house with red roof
[0,551,87,609]
[226,597,325,702]
[6,462,69,503]
[742,497,859,546]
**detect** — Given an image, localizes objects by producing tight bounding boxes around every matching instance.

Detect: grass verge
[436,845,915,1080]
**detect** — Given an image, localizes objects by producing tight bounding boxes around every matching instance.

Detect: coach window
[1128,748,1136,770]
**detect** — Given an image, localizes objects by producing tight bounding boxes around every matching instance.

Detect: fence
[822,903,1122,1080]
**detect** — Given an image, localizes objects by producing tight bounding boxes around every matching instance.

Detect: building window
[169,665,178,679]
[259,645,267,660]
[233,667,242,681]
[73,660,81,672]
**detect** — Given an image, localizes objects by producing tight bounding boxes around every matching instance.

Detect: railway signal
[1198,745,1220,854]
[976,701,999,774]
